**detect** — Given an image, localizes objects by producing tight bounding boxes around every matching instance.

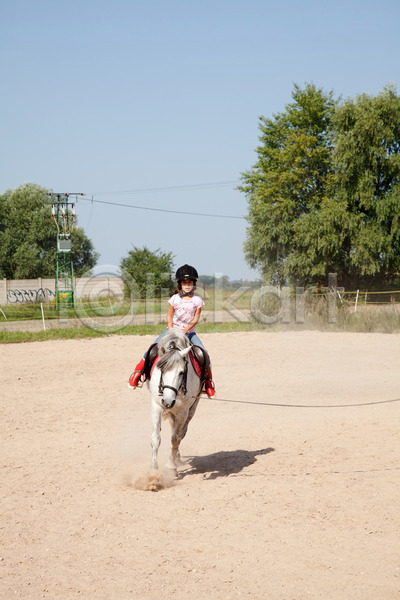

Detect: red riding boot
[204,367,215,398]
[128,357,145,389]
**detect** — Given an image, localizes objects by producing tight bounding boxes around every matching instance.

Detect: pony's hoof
[165,462,178,474]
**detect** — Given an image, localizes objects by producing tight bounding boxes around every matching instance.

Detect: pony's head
[157,329,191,408]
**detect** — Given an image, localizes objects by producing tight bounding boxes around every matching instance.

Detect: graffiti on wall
[7,288,55,304]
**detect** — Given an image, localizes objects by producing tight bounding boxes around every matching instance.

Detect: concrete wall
[0,277,125,305]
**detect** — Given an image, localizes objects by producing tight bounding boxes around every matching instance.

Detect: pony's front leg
[166,413,187,472]
[168,399,200,470]
[150,402,163,473]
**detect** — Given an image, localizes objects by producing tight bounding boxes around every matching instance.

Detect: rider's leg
[186,332,204,348]
[128,329,169,389]
[153,328,169,345]
[205,366,215,397]
[186,333,215,398]
[128,357,146,388]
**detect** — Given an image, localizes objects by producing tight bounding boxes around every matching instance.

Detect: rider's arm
[167,304,174,329]
[183,307,202,334]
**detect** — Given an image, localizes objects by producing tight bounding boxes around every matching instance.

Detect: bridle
[158,349,189,398]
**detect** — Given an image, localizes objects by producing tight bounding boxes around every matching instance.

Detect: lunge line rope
[201,396,400,409]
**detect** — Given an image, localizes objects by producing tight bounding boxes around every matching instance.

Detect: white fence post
[354,290,359,312]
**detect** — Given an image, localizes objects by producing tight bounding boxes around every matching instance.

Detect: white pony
[148,329,203,473]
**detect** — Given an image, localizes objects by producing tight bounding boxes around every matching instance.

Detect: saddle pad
[149,355,159,379]
[189,350,202,379]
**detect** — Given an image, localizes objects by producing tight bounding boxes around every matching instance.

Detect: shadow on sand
[179,447,275,480]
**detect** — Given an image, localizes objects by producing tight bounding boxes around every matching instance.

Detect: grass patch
[337,305,400,333]
[0,327,107,344]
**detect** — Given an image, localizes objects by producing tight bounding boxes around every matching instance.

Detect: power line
[71,179,247,218]
[89,180,240,195]
[80,195,246,219]
[75,179,246,219]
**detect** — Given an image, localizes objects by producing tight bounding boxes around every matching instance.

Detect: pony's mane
[157,329,190,372]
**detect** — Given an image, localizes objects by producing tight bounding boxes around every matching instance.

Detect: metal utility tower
[50,193,81,308]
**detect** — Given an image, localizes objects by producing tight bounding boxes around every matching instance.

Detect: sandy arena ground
[1,331,400,600]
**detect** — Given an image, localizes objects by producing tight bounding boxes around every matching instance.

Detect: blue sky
[1,0,399,280]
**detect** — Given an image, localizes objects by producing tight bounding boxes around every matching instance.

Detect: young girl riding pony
[128,264,215,397]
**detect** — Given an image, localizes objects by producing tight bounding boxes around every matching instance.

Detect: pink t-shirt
[168,294,205,333]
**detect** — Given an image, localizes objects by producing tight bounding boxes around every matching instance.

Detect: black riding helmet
[175,264,198,283]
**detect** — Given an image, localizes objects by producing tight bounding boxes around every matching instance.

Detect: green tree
[120,245,175,299]
[240,83,400,289]
[332,85,400,287]
[239,83,336,285]
[0,183,99,279]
